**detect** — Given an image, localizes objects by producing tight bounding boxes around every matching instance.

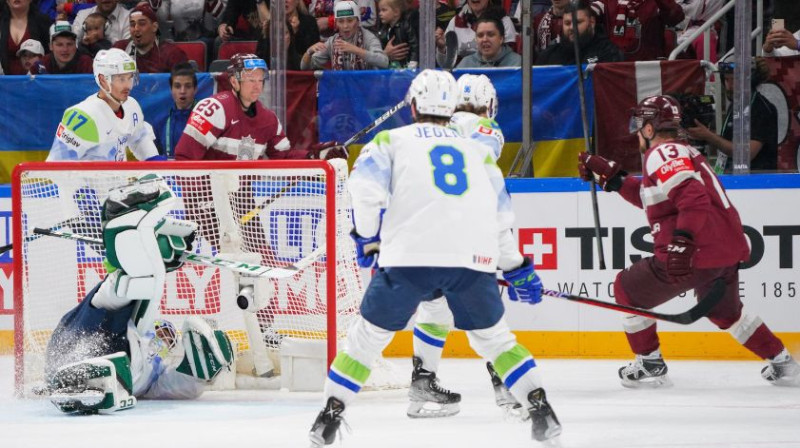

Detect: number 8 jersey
[48,94,159,161]
[348,122,519,273]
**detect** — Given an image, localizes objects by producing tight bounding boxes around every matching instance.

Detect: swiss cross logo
[518,228,558,270]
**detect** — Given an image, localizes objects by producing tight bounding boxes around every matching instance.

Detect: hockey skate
[761,349,800,387]
[486,362,528,421]
[527,388,562,443]
[619,351,672,389]
[407,356,461,418]
[309,396,346,447]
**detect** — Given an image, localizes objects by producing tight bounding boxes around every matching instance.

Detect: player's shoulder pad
[644,141,696,179]
[187,96,227,135]
[372,130,391,147]
[57,104,100,145]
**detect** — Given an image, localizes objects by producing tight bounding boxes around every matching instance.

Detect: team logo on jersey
[238,135,257,160]
[518,228,558,270]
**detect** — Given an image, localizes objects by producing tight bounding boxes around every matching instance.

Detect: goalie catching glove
[176,316,235,382]
[102,174,196,300]
[502,258,543,305]
[49,352,137,414]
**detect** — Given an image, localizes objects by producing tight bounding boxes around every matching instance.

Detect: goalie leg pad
[49,352,137,414]
[176,317,235,382]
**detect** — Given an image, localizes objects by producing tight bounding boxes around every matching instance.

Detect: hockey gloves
[308,141,348,160]
[665,230,696,281]
[176,317,235,382]
[503,258,543,305]
[578,152,626,192]
[350,229,380,268]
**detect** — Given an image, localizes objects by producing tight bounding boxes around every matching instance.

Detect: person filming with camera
[685,57,778,172]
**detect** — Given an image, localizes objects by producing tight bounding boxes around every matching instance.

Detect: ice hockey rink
[1,355,799,448]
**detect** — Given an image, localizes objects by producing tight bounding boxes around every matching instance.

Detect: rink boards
[2,174,799,359]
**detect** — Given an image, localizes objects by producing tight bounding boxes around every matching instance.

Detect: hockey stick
[570,0,606,270]
[499,277,725,325]
[0,216,84,256]
[32,227,326,279]
[342,99,407,150]
[239,175,323,225]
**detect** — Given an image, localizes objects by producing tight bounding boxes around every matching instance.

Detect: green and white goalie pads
[176,317,235,382]
[49,352,137,414]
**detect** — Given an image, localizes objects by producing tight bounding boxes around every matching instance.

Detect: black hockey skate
[618,352,672,389]
[486,362,528,421]
[761,349,800,387]
[407,356,461,418]
[527,388,562,442]
[309,397,346,447]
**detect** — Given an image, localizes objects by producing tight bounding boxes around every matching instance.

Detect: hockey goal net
[13,160,375,395]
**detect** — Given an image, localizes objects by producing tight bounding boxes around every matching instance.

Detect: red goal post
[12,160,361,395]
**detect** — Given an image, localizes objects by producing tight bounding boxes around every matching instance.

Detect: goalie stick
[501,278,725,325]
[0,216,84,256]
[32,227,326,279]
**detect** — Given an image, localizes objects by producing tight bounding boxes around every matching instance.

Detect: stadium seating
[174,41,208,72]
[218,41,258,61]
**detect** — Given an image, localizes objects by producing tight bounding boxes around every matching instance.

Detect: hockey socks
[412,322,449,373]
[324,353,371,405]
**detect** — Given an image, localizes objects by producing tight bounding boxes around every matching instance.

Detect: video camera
[671,93,716,129]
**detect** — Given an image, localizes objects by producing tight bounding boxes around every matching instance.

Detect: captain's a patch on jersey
[655,157,693,183]
[188,113,213,135]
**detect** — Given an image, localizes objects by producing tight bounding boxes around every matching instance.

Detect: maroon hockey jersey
[617,140,750,268]
[174,91,301,160]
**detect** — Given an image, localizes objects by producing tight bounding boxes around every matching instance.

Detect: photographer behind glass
[685,57,778,173]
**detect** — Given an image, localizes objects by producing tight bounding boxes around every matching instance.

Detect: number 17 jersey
[348,122,515,273]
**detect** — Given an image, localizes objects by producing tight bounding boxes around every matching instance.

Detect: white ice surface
[1,355,800,448]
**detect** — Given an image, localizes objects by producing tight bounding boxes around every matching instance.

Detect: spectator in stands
[286,0,322,56]
[592,0,684,61]
[436,0,458,31]
[455,16,521,68]
[113,3,188,73]
[310,0,377,38]
[16,38,45,74]
[153,0,223,42]
[301,0,388,70]
[78,12,113,58]
[73,0,131,45]
[154,63,198,159]
[762,26,800,56]
[56,0,96,23]
[217,0,263,42]
[33,20,94,74]
[256,18,303,70]
[0,0,52,75]
[376,0,418,68]
[676,0,722,62]
[686,57,778,172]
[437,0,517,65]
[532,0,568,56]
[535,0,622,65]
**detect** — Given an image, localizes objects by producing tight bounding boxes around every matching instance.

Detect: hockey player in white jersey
[308,70,561,446]
[47,48,164,161]
[409,73,525,420]
[44,175,234,414]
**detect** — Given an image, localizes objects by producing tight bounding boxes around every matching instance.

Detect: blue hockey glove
[349,229,380,268]
[502,258,543,305]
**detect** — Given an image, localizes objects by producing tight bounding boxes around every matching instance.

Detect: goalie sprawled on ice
[43,175,234,414]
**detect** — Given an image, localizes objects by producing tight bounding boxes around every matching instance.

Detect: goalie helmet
[456,74,498,119]
[227,53,267,81]
[629,95,682,134]
[93,48,138,90]
[406,69,458,118]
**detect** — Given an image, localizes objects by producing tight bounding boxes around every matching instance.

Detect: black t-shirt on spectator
[721,91,778,171]
[534,33,623,66]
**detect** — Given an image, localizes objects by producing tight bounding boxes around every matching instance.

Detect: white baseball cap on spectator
[16,39,45,57]
[334,1,359,20]
[50,21,78,42]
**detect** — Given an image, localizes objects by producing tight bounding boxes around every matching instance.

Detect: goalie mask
[148,320,178,361]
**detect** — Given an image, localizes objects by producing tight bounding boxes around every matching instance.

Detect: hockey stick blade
[542,278,726,325]
[1,217,84,255]
[33,227,326,279]
[443,30,458,70]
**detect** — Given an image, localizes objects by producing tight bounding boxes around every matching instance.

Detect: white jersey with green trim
[450,111,505,161]
[348,122,520,273]
[47,94,159,161]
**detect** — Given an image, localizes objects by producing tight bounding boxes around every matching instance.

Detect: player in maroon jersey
[578,95,799,388]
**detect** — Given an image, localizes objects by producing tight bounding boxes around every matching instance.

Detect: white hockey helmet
[93,48,138,90]
[456,74,498,119]
[405,69,458,118]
